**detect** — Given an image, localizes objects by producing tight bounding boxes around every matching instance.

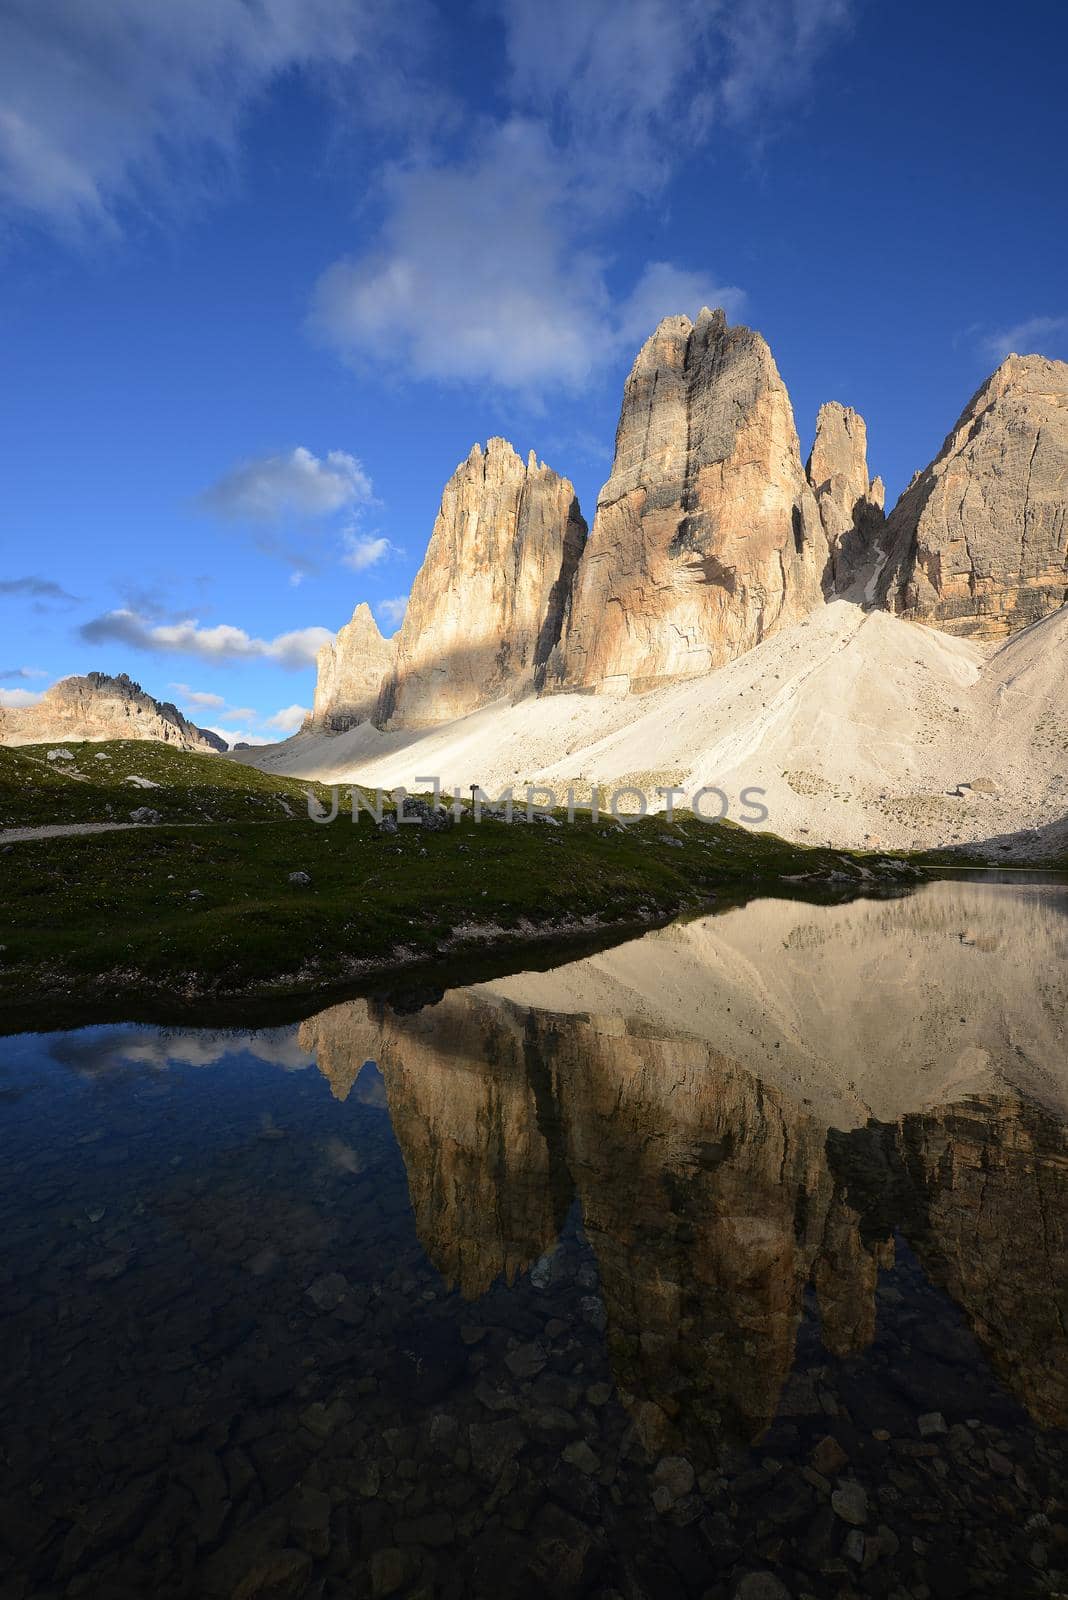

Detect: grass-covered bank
[0,741,923,1026]
[0,739,351,828]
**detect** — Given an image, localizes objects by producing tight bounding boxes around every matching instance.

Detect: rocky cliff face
[304,602,393,732]
[375,438,586,729]
[293,326,1066,747]
[806,401,885,591]
[883,354,1068,637]
[0,672,227,752]
[548,308,830,694]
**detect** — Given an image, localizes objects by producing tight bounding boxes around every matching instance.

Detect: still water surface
[1,880,1066,1598]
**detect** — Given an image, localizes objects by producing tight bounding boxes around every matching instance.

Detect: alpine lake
[1,876,1065,1599]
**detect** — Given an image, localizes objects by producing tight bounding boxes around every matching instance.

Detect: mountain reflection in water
[1,879,1065,1599]
[303,883,1068,1444]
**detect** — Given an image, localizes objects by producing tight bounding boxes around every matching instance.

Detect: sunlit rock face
[0,672,227,751]
[305,603,394,732]
[883,354,1068,637]
[806,400,886,591]
[548,308,830,694]
[375,438,586,729]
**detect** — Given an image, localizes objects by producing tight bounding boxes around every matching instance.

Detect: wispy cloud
[263,703,311,734]
[0,685,45,708]
[169,683,225,709]
[341,531,395,571]
[0,0,417,238]
[313,0,851,394]
[80,608,331,669]
[202,446,373,523]
[0,664,48,681]
[982,315,1068,363]
[617,262,746,349]
[0,576,78,604]
[168,683,307,741]
[376,594,408,630]
[313,119,614,391]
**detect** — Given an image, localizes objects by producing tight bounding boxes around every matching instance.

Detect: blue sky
[2,0,1065,743]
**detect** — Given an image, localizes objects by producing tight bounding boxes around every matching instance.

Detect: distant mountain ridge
[0,672,227,752]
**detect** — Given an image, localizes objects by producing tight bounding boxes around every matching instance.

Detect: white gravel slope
[230,602,1068,856]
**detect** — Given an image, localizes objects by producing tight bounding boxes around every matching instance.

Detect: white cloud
[376,594,408,630]
[204,726,274,748]
[166,689,307,740]
[0,0,403,236]
[313,148,743,390]
[0,686,44,707]
[982,315,1068,363]
[617,263,746,349]
[313,0,852,394]
[264,703,311,733]
[170,683,225,709]
[341,531,394,571]
[313,120,611,391]
[81,609,331,669]
[203,446,373,523]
